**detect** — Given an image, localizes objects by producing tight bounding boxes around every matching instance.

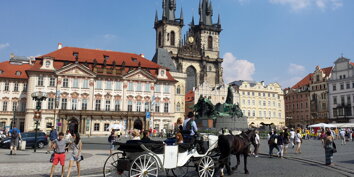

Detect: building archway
[133,118,143,130]
[186,66,197,93]
[68,118,79,134]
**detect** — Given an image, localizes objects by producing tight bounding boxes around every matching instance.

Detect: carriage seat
[116,140,164,154]
[177,143,193,153]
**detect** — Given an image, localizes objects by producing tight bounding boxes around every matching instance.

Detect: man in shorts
[9,125,21,155]
[50,132,70,177]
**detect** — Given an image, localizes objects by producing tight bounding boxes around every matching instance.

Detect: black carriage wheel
[171,159,195,177]
[103,152,126,177]
[198,156,215,177]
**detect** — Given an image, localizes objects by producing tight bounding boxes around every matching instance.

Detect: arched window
[177,86,181,94]
[158,32,162,47]
[186,66,197,93]
[170,31,175,46]
[208,36,213,49]
[176,102,181,112]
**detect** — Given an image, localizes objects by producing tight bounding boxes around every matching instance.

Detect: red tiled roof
[37,47,160,69]
[321,66,332,77]
[0,61,32,79]
[185,90,195,102]
[292,73,313,89]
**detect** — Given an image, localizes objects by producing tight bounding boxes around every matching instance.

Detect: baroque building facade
[153,0,223,94]
[230,81,285,128]
[1,46,180,135]
[328,57,354,123]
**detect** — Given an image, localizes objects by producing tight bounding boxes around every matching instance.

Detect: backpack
[11,129,19,139]
[181,119,194,135]
[108,135,112,143]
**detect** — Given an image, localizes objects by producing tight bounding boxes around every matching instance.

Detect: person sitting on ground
[131,129,141,140]
[141,130,151,142]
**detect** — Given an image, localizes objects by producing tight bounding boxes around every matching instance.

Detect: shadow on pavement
[338,160,354,164]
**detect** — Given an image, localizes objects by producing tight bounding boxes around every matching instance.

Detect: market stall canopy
[107,124,124,130]
[308,123,337,128]
[329,123,354,128]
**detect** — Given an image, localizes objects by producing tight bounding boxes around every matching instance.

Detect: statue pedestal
[195,119,214,129]
[215,116,248,130]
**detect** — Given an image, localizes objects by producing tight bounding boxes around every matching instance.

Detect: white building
[194,82,239,105]
[0,46,180,135]
[230,80,285,128]
[328,57,354,123]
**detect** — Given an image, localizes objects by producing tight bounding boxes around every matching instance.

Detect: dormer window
[0,70,3,74]
[104,55,109,61]
[73,52,79,58]
[15,71,21,76]
[131,58,138,62]
[45,60,51,67]
[161,70,165,76]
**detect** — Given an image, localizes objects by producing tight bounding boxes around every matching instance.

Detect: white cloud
[288,63,305,75]
[222,52,256,83]
[0,43,10,50]
[269,0,343,11]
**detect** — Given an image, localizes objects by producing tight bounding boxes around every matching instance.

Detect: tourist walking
[50,132,71,177]
[268,131,279,157]
[47,126,58,154]
[295,130,302,154]
[66,132,82,177]
[108,130,116,155]
[283,128,290,154]
[339,129,346,145]
[289,128,295,148]
[277,132,285,158]
[64,130,72,152]
[324,131,335,166]
[253,130,260,157]
[9,125,21,155]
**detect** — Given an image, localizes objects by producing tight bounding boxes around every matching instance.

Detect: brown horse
[217,129,256,176]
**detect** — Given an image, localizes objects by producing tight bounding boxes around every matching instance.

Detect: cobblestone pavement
[0,138,352,177]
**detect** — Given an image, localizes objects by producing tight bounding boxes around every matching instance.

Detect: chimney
[57,43,63,49]
[140,54,145,58]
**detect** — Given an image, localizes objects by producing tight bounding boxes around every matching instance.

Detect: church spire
[217,14,221,25]
[162,0,176,21]
[191,16,195,26]
[155,10,159,23]
[199,0,213,26]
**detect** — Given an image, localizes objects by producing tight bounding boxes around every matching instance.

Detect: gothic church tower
[153,0,223,93]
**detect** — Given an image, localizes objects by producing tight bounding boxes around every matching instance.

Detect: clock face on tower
[188,36,194,44]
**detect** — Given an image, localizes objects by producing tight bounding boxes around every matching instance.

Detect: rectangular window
[104,123,109,131]
[72,99,77,110]
[95,100,101,111]
[21,102,26,111]
[115,82,122,90]
[128,101,133,112]
[263,101,266,106]
[128,82,134,91]
[82,79,89,88]
[82,99,88,110]
[347,83,350,89]
[94,123,100,131]
[340,84,344,90]
[247,100,250,106]
[259,101,262,106]
[252,111,255,117]
[164,85,170,93]
[38,76,44,86]
[347,96,351,104]
[164,103,169,113]
[279,113,281,118]
[352,83,354,89]
[106,81,112,90]
[333,84,336,91]
[61,98,67,110]
[115,100,121,111]
[259,111,262,117]
[341,96,345,105]
[136,83,142,91]
[2,101,7,111]
[96,80,102,89]
[145,102,150,112]
[63,78,69,88]
[23,83,27,92]
[73,79,79,88]
[105,100,111,111]
[49,77,56,87]
[12,102,17,111]
[145,83,151,92]
[155,84,161,92]
[48,98,54,110]
[137,101,141,112]
[14,82,19,92]
[155,103,160,112]
[4,82,9,91]
[252,100,255,106]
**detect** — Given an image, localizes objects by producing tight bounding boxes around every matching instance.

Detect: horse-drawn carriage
[103,134,219,177]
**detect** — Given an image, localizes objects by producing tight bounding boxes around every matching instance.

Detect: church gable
[56,64,96,77]
[123,69,156,82]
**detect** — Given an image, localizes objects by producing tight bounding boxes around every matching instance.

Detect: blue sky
[0,0,353,88]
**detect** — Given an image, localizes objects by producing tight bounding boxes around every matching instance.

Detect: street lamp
[31,91,47,152]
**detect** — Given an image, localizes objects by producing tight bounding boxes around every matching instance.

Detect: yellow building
[230,81,285,128]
